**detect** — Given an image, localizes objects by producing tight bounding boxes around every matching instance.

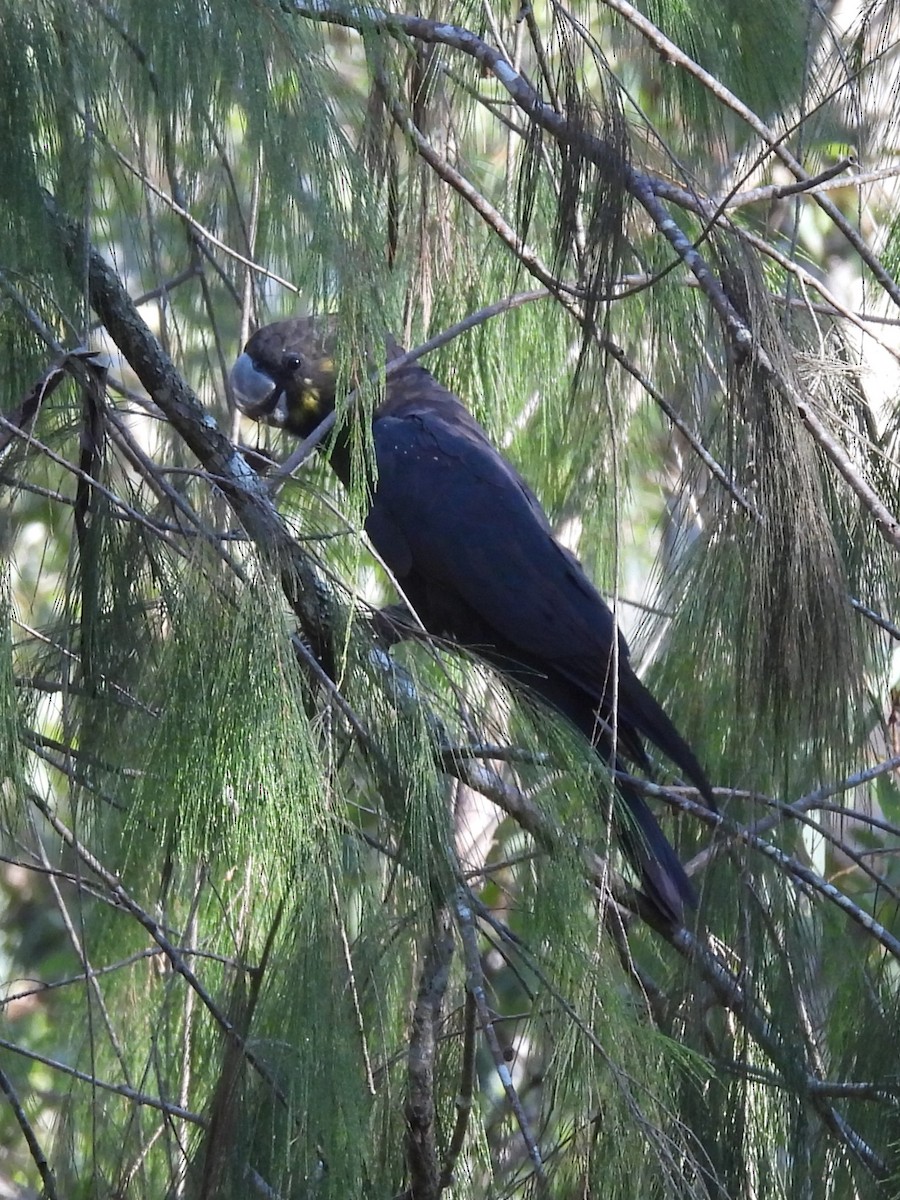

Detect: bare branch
[438,990,477,1191]
[0,1035,207,1128]
[0,1064,59,1200]
[454,891,548,1191]
[599,0,900,309]
[405,908,454,1200]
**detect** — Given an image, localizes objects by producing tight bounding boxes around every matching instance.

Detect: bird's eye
[283,353,302,372]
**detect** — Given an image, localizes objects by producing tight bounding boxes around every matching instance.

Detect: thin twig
[650,175,900,365]
[599,334,759,517]
[672,925,888,1179]
[25,788,292,1111]
[283,0,900,547]
[331,867,377,1096]
[473,899,725,1190]
[270,290,553,485]
[0,413,192,551]
[598,0,900,309]
[643,788,900,959]
[0,1064,59,1199]
[106,142,301,296]
[686,754,900,867]
[438,989,477,1191]
[850,597,900,641]
[0,1036,206,1128]
[34,820,133,1080]
[719,157,855,207]
[454,890,548,1191]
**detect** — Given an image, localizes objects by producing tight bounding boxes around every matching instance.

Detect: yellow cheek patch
[317,357,334,375]
[285,389,321,424]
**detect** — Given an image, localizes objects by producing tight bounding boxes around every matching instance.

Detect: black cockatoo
[230,315,712,924]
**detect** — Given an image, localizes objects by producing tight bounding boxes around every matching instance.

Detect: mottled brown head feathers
[230,315,342,438]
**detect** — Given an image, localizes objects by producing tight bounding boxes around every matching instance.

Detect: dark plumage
[231,315,713,925]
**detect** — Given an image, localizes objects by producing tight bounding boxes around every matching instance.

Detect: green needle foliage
[0,0,899,1197]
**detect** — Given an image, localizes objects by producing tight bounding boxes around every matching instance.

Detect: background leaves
[1,0,899,1196]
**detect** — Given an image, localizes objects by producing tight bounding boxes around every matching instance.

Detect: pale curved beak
[229,353,289,426]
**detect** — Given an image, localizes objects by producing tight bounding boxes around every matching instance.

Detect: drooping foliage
[1,0,899,1197]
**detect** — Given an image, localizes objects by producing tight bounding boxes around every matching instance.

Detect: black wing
[368,409,623,689]
[366,405,711,800]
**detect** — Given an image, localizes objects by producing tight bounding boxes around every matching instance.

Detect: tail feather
[537,674,705,926]
[614,774,697,926]
[620,674,715,809]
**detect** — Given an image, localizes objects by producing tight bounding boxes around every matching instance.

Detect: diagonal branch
[454,890,548,1191]
[283,0,900,550]
[0,1064,59,1200]
[405,907,454,1200]
[44,189,338,662]
[598,0,900,310]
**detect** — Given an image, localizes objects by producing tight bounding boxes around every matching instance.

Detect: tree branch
[0,1064,59,1200]
[405,907,454,1200]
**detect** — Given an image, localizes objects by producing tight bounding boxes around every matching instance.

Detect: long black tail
[526,672,703,925]
[613,772,697,927]
[620,673,715,809]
